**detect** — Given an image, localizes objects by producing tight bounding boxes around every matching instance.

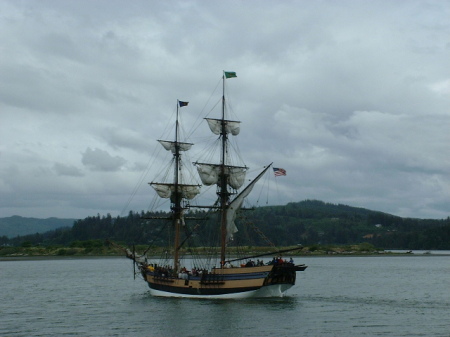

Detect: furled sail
[158,140,193,153]
[195,163,247,189]
[225,165,271,241]
[150,183,200,200]
[205,118,240,136]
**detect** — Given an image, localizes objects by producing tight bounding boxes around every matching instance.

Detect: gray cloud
[100,127,149,153]
[81,148,126,172]
[54,163,84,177]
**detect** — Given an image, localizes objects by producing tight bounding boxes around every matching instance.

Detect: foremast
[172,102,182,273]
[150,100,200,273]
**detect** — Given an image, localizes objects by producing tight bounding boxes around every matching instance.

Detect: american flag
[273,167,286,176]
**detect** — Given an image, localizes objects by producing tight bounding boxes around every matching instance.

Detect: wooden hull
[142,263,307,299]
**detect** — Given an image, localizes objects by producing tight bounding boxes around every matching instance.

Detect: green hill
[1,200,449,250]
[0,216,76,238]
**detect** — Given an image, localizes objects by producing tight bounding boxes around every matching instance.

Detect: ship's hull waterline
[147,283,294,299]
[141,264,306,299]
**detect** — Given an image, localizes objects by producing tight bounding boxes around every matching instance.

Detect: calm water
[1,254,449,337]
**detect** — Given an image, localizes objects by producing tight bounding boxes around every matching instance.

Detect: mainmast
[195,71,260,266]
[219,73,229,265]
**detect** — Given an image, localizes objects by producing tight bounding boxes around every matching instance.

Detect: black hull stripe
[148,282,261,295]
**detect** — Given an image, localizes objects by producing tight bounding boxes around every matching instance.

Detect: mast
[150,100,201,273]
[219,73,229,265]
[173,101,182,272]
[194,71,252,266]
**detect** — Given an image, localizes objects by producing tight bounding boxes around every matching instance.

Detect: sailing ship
[126,71,307,298]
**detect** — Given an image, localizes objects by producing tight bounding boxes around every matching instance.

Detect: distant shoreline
[0,255,122,262]
[2,250,449,262]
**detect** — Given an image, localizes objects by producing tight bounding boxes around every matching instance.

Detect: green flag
[224,71,237,79]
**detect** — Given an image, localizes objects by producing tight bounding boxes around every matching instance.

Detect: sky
[1,0,449,220]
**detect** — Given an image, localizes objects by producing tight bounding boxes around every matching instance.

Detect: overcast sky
[1,0,449,220]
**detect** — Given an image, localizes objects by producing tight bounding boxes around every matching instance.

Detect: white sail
[205,118,241,136]
[225,165,271,241]
[158,140,193,153]
[150,183,200,200]
[151,183,172,198]
[195,163,247,189]
[181,185,201,199]
[196,164,219,186]
[228,167,247,189]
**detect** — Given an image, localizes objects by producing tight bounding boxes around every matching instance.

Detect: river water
[1,254,449,336]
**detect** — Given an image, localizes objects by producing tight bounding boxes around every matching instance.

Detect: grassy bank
[0,242,389,258]
[0,246,122,257]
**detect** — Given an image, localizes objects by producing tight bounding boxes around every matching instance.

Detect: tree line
[1,200,449,250]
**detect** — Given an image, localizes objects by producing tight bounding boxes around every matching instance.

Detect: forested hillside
[1,200,449,250]
[0,216,76,238]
